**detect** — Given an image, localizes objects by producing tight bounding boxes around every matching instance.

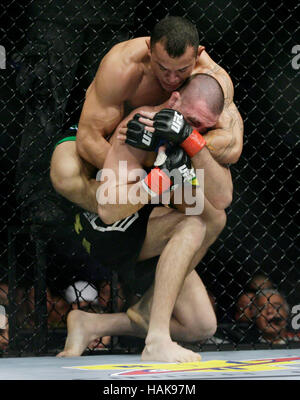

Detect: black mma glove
[142,146,196,197]
[125,114,159,151]
[153,108,206,157]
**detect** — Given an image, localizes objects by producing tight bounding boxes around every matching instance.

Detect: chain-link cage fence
[0,0,299,356]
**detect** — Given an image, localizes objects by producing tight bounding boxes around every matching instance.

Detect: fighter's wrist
[180,130,206,157]
[141,167,172,197]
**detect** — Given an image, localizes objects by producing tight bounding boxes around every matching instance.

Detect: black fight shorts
[72,204,156,285]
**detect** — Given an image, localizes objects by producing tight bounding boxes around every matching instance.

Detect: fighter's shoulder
[95,38,148,95]
[196,49,234,105]
[216,101,242,130]
[102,37,148,74]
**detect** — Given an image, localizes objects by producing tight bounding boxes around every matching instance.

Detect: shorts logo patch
[83,211,139,232]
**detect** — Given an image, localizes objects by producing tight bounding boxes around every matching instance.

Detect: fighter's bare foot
[141,337,202,363]
[56,310,104,357]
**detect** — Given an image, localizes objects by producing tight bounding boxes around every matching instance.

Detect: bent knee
[215,209,227,232]
[207,209,227,239]
[199,317,217,340]
[188,314,217,342]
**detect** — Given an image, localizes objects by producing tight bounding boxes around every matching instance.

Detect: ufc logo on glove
[178,164,196,182]
[142,131,153,146]
[171,111,184,133]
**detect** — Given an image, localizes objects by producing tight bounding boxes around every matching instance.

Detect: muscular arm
[205,102,244,165]
[204,62,244,165]
[76,43,143,169]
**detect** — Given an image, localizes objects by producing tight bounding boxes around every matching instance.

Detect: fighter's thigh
[173,270,217,334]
[137,207,186,261]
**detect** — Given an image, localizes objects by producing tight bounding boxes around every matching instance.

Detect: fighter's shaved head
[180,73,225,116]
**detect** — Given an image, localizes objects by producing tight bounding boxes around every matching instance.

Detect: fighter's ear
[197,45,205,59]
[168,91,181,108]
[145,38,151,54]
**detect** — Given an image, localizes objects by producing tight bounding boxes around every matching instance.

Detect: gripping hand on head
[153,109,206,157]
[125,114,159,151]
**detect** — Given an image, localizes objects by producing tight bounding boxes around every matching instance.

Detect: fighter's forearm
[205,128,241,165]
[191,146,233,210]
[76,132,111,170]
[206,104,244,165]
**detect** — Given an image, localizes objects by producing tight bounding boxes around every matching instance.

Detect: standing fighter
[50,17,243,361]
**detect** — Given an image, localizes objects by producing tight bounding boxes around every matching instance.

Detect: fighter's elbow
[76,134,89,160]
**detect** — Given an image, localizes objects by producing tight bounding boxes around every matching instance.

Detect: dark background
[0,0,299,327]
